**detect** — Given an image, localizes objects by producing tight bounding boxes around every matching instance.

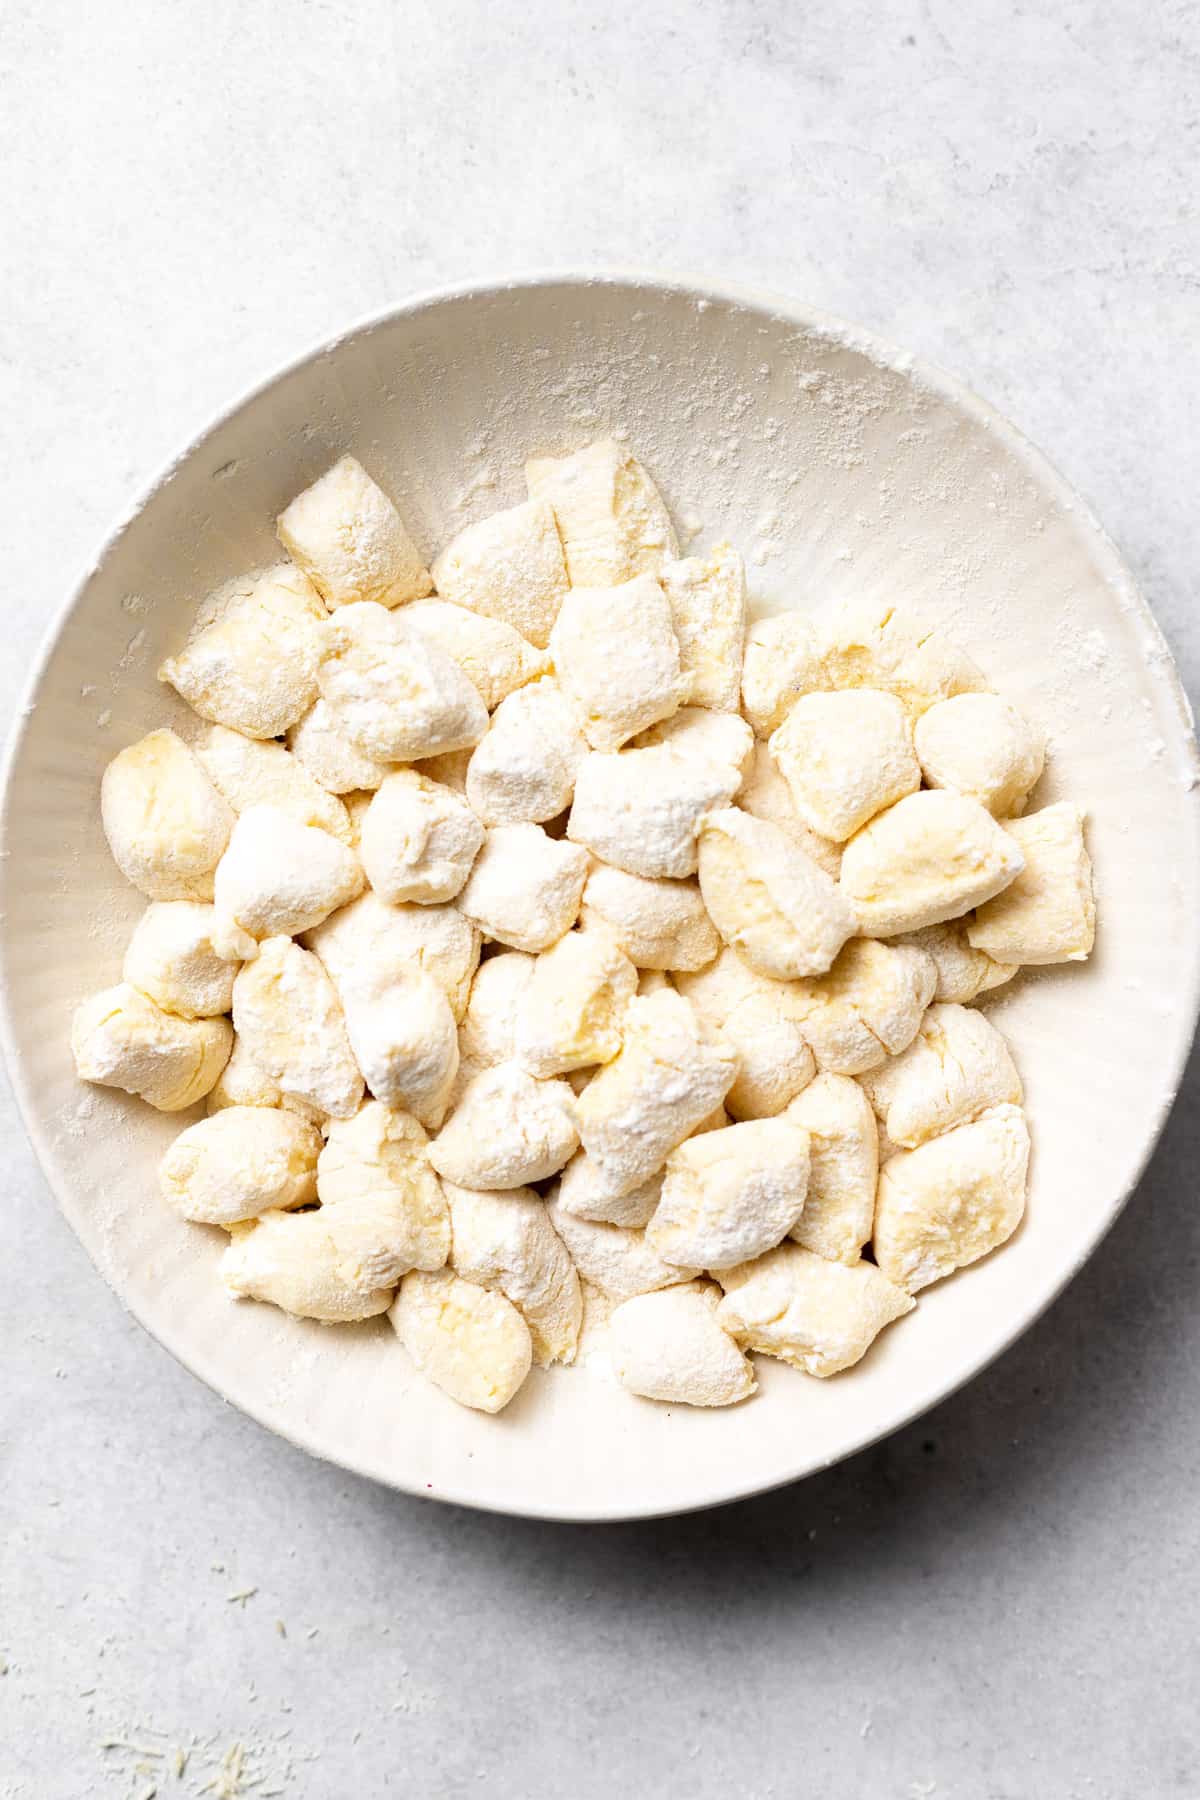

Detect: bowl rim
[4,267,1198,1522]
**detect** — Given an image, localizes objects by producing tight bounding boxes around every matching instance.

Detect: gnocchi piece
[738,740,842,877]
[554,1152,665,1229]
[629,704,754,777]
[740,612,825,736]
[276,454,432,609]
[223,1203,406,1323]
[839,791,1025,937]
[232,935,364,1119]
[567,741,746,880]
[781,938,937,1076]
[456,950,536,1074]
[580,864,718,973]
[818,596,986,718]
[206,1032,282,1113]
[123,901,244,1018]
[328,964,460,1128]
[159,1106,321,1225]
[196,723,354,841]
[546,1201,701,1300]
[967,803,1095,965]
[285,699,393,796]
[390,1268,532,1413]
[317,1100,450,1273]
[550,573,685,751]
[609,1283,757,1407]
[102,730,234,902]
[914,693,1046,817]
[71,983,232,1112]
[403,598,549,711]
[769,688,920,842]
[893,921,1016,1004]
[647,1117,811,1271]
[659,542,748,712]
[859,1002,1022,1149]
[716,1244,914,1377]
[316,601,487,762]
[213,806,363,939]
[432,497,568,649]
[785,1073,879,1265]
[675,947,817,1120]
[444,1180,582,1366]
[697,808,857,981]
[572,989,738,1195]
[465,677,587,826]
[516,926,638,1077]
[158,564,327,738]
[305,890,481,1022]
[458,823,589,953]
[525,437,677,585]
[873,1104,1031,1292]
[360,769,484,905]
[429,1063,579,1189]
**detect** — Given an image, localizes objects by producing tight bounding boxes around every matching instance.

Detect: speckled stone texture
[3,2,1199,1795]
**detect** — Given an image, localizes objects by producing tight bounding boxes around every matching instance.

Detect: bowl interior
[4,276,1198,1520]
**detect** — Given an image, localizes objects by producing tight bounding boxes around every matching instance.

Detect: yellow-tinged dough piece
[550,573,685,752]
[456,950,536,1078]
[317,601,488,761]
[72,983,232,1112]
[716,1243,914,1377]
[360,769,484,905]
[444,1180,582,1366]
[770,688,920,843]
[458,823,589,953]
[285,700,393,797]
[330,963,460,1129]
[839,790,1025,937]
[159,564,327,739]
[785,1073,878,1265]
[609,1282,757,1407]
[317,1100,450,1274]
[659,541,748,712]
[859,1002,1022,1150]
[780,938,937,1077]
[914,692,1046,817]
[647,1117,811,1271]
[213,805,363,939]
[391,1268,532,1411]
[553,1152,665,1229]
[277,454,432,610]
[516,926,638,1077]
[547,1199,701,1300]
[222,1204,404,1323]
[159,1106,321,1225]
[432,497,568,649]
[675,947,817,1120]
[967,803,1095,965]
[740,612,826,736]
[429,1062,579,1189]
[873,1103,1030,1292]
[818,596,987,718]
[698,807,857,981]
[465,676,587,826]
[206,1032,282,1113]
[306,890,480,1023]
[196,723,354,842]
[123,901,243,1019]
[102,729,234,902]
[404,598,550,711]
[232,935,364,1120]
[525,438,677,586]
[580,864,718,973]
[738,740,842,877]
[893,921,1015,1003]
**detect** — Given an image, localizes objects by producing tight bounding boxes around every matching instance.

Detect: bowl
[4,273,1198,1521]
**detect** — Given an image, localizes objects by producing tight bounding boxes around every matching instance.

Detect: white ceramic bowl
[4,274,1198,1521]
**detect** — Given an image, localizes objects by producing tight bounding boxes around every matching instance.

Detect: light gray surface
[2,2,1198,1794]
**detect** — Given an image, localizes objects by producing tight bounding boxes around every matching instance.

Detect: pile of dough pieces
[73,440,1096,1414]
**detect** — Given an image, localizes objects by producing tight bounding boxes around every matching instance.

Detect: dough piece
[429,1063,579,1189]
[390,1269,532,1413]
[567,741,745,880]
[328,963,459,1128]
[580,865,718,973]
[360,769,484,905]
[222,1198,414,1324]
[914,693,1046,817]
[232,935,364,1119]
[403,598,549,711]
[697,808,856,980]
[306,890,480,1021]
[102,729,233,901]
[71,983,231,1112]
[196,724,353,842]
[516,927,638,1077]
[546,1202,701,1300]
[316,601,487,761]
[158,564,326,738]
[572,989,738,1195]
[456,951,536,1075]
[785,1073,878,1265]
[647,1117,811,1270]
[631,704,755,776]
[285,700,393,796]
[893,921,1016,1003]
[525,438,677,585]
[277,454,432,609]
[445,1180,582,1366]
[417,746,473,793]
[967,803,1095,965]
[676,947,817,1120]
[317,1100,450,1273]
[873,1104,1030,1292]
[432,497,568,648]
[740,612,825,736]
[783,938,937,1076]
[550,573,685,751]
[839,791,1025,937]
[770,688,920,842]
[458,823,589,953]
[159,1106,321,1225]
[659,542,747,712]
[554,1153,664,1229]
[213,806,363,939]
[860,1003,1022,1149]
[818,596,987,718]
[738,741,842,877]
[716,1244,914,1377]
[465,677,587,826]
[205,1032,282,1113]
[123,901,244,1018]
[610,1282,756,1407]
